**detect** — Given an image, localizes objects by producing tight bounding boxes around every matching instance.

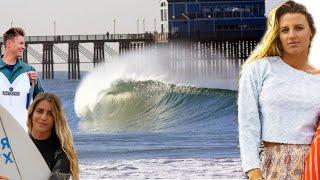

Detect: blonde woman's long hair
[245,0,316,65]
[27,92,80,180]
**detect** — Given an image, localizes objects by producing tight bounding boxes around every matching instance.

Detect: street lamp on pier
[113,18,116,35]
[154,18,157,32]
[143,18,145,33]
[53,20,56,36]
[137,18,139,34]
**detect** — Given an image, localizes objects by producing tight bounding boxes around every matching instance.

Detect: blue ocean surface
[42,70,244,179]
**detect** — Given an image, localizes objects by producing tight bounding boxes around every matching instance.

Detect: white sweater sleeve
[238,62,264,173]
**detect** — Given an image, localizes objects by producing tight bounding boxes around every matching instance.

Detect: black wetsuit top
[30,134,71,180]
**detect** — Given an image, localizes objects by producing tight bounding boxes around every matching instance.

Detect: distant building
[160,0,169,33]
[161,0,266,40]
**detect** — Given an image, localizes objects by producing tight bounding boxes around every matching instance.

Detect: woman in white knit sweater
[238,1,319,179]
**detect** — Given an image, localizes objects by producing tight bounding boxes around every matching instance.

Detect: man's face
[7,35,25,58]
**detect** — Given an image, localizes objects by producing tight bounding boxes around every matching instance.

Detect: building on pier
[160,0,266,40]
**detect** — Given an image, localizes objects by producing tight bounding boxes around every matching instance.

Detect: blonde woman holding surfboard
[27,92,79,180]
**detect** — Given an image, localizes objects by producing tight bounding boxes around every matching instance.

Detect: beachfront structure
[160,0,169,34]
[162,0,266,40]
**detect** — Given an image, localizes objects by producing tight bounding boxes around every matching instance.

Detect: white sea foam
[79,158,245,180]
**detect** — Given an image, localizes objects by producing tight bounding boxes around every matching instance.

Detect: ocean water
[41,50,244,179]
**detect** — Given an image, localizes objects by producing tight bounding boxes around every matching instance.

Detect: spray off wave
[75,48,238,133]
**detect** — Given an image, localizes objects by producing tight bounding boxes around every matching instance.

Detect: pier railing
[0,33,155,44]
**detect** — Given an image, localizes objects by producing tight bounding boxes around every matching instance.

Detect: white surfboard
[0,105,51,180]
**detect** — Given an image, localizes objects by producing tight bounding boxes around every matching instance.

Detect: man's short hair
[3,27,25,46]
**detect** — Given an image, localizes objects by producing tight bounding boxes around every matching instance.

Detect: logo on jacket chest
[2,87,20,96]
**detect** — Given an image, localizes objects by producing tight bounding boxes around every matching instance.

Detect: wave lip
[75,51,238,132]
[76,78,236,133]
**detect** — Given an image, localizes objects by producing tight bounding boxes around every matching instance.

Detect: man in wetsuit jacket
[0,27,44,130]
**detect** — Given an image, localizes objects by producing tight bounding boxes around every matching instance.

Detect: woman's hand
[0,175,8,180]
[247,168,263,180]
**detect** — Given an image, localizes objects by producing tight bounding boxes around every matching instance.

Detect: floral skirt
[262,144,309,180]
